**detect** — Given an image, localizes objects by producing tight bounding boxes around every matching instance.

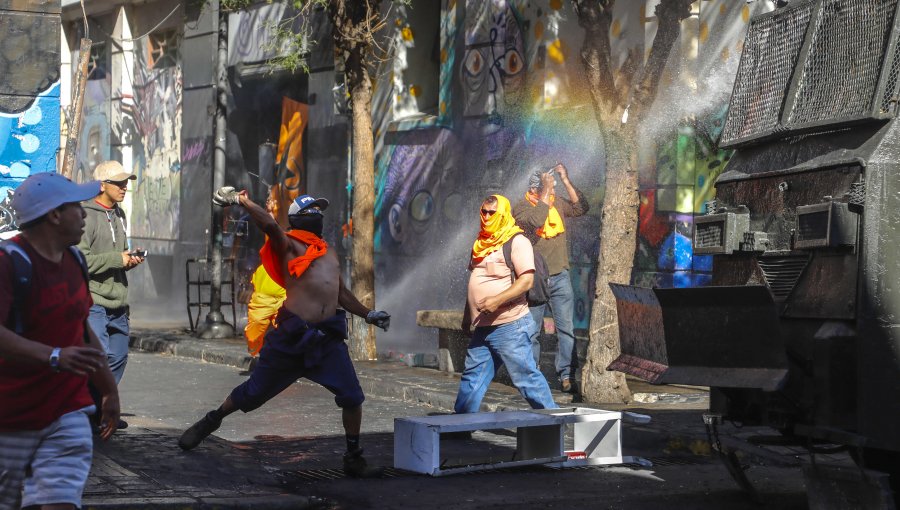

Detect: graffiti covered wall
[0,0,61,234]
[129,31,182,245]
[367,0,773,354]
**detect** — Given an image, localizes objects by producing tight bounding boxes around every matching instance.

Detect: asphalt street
[110,351,811,509]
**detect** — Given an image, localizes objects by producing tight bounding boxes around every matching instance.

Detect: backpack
[502,233,550,306]
[1,238,89,335]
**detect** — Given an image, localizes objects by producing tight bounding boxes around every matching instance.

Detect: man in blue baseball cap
[0,172,121,509]
[179,188,390,478]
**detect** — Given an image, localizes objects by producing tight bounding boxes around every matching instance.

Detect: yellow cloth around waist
[244,264,286,356]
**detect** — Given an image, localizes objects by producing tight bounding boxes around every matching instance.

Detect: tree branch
[573,0,621,113]
[631,0,694,118]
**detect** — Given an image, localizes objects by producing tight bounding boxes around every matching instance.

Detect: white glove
[212,186,240,207]
[365,310,391,332]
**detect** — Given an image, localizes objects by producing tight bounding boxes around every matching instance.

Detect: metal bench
[394,407,650,476]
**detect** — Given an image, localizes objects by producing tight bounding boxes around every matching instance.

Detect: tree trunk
[342,27,377,361]
[574,0,693,403]
[582,127,638,403]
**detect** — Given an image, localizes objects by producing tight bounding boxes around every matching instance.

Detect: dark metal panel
[181,31,216,90]
[784,254,858,318]
[715,165,861,251]
[609,284,788,390]
[856,121,900,452]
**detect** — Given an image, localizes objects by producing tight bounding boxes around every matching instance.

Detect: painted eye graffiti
[464,50,483,76]
[409,190,434,222]
[502,49,523,76]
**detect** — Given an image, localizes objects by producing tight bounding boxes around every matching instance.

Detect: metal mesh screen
[720,4,814,147]
[882,40,900,114]
[786,0,899,126]
[797,210,830,242]
[696,221,725,249]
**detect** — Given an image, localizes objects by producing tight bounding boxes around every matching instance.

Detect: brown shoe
[561,378,573,393]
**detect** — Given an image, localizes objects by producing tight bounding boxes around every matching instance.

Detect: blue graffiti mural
[0,82,61,232]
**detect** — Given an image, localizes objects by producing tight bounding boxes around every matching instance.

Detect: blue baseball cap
[10,172,101,225]
[288,194,329,215]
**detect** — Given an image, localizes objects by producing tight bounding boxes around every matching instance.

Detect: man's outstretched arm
[338,279,391,331]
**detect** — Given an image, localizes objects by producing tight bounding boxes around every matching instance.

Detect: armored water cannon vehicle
[610,0,899,502]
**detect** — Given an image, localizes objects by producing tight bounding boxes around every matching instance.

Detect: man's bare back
[280,237,341,323]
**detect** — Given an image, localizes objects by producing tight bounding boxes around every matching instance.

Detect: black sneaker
[343,448,384,478]
[178,411,222,451]
[117,419,129,430]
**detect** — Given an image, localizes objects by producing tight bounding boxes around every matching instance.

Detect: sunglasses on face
[104,180,129,189]
[481,208,497,216]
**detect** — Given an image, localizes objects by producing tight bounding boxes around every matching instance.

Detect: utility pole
[60,38,91,180]
[197,1,234,339]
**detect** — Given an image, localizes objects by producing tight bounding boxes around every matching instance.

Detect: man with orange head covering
[454,195,557,415]
[513,162,589,394]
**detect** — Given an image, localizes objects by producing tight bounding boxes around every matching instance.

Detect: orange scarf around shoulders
[260,230,328,288]
[525,190,565,239]
[471,195,523,267]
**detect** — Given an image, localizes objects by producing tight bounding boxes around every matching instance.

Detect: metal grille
[797,210,830,242]
[882,38,900,113]
[720,4,814,146]
[848,178,865,212]
[786,0,899,126]
[696,221,725,249]
[757,257,810,300]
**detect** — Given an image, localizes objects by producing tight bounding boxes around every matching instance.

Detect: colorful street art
[0,0,62,235]
[367,0,770,347]
[0,82,61,234]
[128,35,182,242]
[74,74,112,184]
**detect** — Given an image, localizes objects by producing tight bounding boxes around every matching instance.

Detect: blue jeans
[454,315,557,414]
[529,269,577,381]
[87,305,129,384]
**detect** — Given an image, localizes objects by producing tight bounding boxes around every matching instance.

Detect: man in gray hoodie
[78,161,144,394]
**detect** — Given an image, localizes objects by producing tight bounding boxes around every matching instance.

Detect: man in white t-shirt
[454,195,557,414]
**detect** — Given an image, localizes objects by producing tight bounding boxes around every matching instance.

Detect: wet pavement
[74,327,852,508]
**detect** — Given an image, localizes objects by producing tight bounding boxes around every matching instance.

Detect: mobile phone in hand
[129,250,148,257]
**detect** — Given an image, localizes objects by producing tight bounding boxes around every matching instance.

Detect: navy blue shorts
[230,309,365,411]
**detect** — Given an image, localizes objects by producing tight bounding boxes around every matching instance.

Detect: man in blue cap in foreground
[0,172,120,509]
[178,188,391,478]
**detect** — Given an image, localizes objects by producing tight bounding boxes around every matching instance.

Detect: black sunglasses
[481,208,497,216]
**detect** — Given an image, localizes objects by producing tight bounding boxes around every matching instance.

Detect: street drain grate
[638,456,711,467]
[280,456,711,482]
[281,467,411,482]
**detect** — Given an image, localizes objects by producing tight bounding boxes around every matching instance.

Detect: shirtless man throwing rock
[178,189,390,478]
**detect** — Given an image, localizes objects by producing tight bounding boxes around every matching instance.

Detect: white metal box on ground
[394,407,644,476]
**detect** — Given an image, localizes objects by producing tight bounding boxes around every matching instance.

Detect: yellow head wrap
[471,195,523,266]
[525,190,566,239]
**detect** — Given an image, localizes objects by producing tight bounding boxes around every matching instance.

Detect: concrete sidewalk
[127,327,710,414]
